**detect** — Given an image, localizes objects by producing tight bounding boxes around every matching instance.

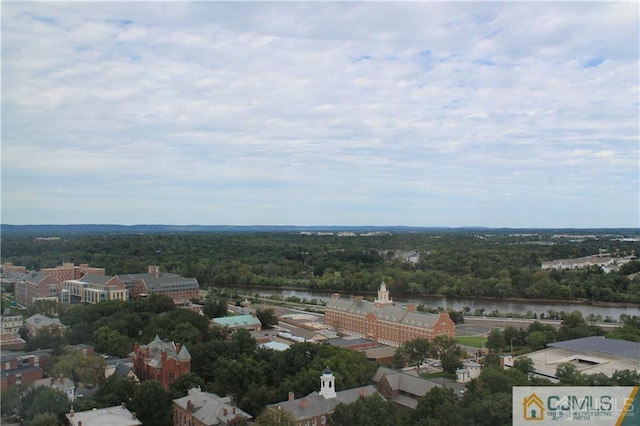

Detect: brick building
[131,335,191,390]
[2,262,27,274]
[40,263,105,282]
[118,266,200,303]
[14,272,61,308]
[173,387,252,426]
[63,274,128,304]
[324,282,455,347]
[24,314,64,338]
[0,350,51,392]
[266,368,378,426]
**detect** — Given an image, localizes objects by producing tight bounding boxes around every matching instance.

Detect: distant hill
[0,224,638,235]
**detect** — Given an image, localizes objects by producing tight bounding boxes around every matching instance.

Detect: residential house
[324,282,455,347]
[266,368,378,426]
[66,404,142,426]
[118,266,199,303]
[1,315,24,334]
[131,335,191,390]
[105,359,139,382]
[24,313,64,338]
[34,376,76,401]
[173,387,252,426]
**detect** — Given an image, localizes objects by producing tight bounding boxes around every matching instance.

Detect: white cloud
[1,1,638,227]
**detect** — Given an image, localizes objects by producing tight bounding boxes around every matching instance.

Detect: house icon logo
[522,393,544,421]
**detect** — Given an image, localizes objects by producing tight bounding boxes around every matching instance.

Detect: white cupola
[319,367,337,399]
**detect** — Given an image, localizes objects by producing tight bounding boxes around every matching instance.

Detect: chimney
[288,392,295,401]
[69,408,74,417]
[300,398,307,410]
[359,388,367,397]
[148,265,160,278]
[406,304,416,312]
[78,422,82,426]
[331,293,341,299]
[132,412,136,420]
[223,408,228,416]
[121,402,126,409]
[233,407,236,414]
[354,296,363,302]
[187,400,194,413]
[175,343,181,354]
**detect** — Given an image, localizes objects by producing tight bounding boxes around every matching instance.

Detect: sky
[1,1,638,228]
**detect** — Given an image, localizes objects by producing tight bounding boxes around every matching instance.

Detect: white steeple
[374,280,393,306]
[319,367,337,399]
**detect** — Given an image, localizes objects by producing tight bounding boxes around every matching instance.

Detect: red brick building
[14,272,61,308]
[324,282,455,347]
[40,263,106,282]
[131,335,191,390]
[118,266,200,303]
[0,350,50,392]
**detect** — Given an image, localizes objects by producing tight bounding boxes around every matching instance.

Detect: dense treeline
[2,231,639,302]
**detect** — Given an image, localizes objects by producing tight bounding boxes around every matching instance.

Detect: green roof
[212,314,261,328]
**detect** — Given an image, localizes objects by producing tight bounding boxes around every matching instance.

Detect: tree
[30,412,59,426]
[20,386,71,425]
[485,329,506,354]
[254,407,297,426]
[512,357,534,376]
[203,294,229,318]
[92,326,132,357]
[413,386,464,426]
[51,348,105,387]
[394,338,432,372]
[556,363,584,385]
[256,307,278,329]
[130,380,172,426]
[168,373,205,399]
[93,376,138,407]
[329,393,406,426]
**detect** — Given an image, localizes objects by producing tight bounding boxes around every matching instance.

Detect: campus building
[266,368,378,426]
[324,282,456,347]
[118,265,200,303]
[63,274,129,304]
[131,335,191,390]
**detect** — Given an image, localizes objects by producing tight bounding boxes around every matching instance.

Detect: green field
[455,335,486,348]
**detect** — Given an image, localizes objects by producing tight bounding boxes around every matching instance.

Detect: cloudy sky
[2,1,638,228]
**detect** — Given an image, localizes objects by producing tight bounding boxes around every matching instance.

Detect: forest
[1,229,639,303]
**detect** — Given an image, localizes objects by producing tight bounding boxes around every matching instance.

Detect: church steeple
[319,367,337,399]
[374,280,393,307]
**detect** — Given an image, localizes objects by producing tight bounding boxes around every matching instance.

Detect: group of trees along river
[2,230,639,303]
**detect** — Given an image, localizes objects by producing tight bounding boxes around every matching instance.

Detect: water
[214,285,640,321]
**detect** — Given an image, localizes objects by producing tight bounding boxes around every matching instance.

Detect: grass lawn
[455,335,486,348]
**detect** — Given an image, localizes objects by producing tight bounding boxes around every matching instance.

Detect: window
[321,416,326,424]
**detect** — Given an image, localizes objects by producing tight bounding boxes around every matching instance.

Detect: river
[213,285,640,320]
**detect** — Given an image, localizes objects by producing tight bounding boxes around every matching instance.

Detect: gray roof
[173,388,252,425]
[548,336,640,361]
[113,361,136,379]
[267,386,378,421]
[74,274,114,286]
[120,272,199,292]
[326,296,442,328]
[25,314,62,329]
[139,335,191,365]
[22,272,57,284]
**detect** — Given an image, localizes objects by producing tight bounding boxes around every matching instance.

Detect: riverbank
[206,283,640,309]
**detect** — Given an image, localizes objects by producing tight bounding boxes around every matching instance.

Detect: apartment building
[324,282,455,347]
[173,387,252,426]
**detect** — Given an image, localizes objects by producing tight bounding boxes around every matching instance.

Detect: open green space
[455,335,486,348]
